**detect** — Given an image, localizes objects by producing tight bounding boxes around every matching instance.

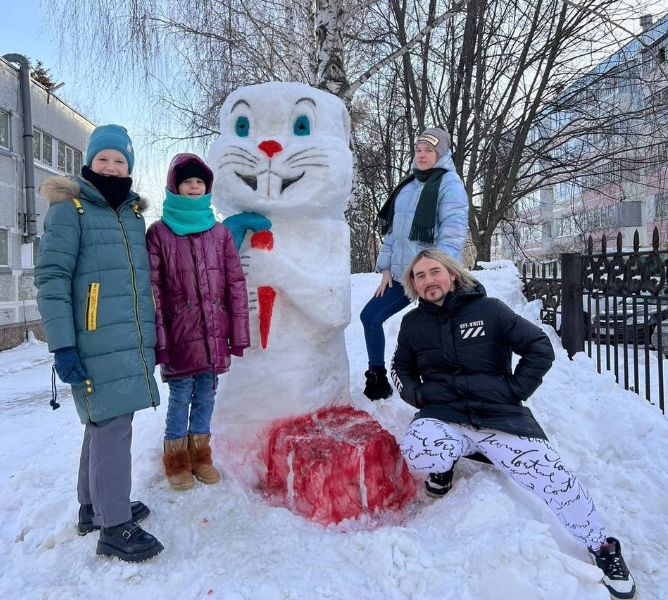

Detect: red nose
[258,140,283,158]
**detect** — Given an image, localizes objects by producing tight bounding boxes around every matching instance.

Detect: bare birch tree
[47,0,668,268]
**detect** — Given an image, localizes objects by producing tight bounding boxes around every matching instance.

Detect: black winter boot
[96,521,164,563]
[425,461,458,498]
[363,366,393,400]
[78,501,150,536]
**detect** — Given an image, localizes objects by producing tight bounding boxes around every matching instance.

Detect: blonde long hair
[400,249,479,302]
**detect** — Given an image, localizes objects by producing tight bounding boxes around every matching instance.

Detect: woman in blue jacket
[361,127,469,400]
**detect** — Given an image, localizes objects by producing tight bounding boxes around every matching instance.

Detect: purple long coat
[146,220,250,380]
[146,154,250,380]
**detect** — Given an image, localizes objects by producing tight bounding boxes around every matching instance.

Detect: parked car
[651,320,668,356]
[592,295,668,346]
[554,293,617,340]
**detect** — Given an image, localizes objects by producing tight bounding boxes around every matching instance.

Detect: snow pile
[0,262,666,599]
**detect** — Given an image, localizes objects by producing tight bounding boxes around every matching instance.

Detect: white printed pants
[401,418,607,550]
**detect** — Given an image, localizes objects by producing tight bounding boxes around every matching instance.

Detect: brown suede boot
[163,437,195,490]
[188,433,221,484]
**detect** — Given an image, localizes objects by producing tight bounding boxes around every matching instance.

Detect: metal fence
[520,227,666,414]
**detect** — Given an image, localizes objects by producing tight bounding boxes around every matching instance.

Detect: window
[642,56,654,74]
[21,237,40,269]
[650,87,668,115]
[525,192,540,210]
[0,110,9,149]
[556,181,578,203]
[57,140,65,171]
[518,226,541,244]
[33,128,81,174]
[655,141,668,161]
[585,161,622,189]
[33,129,41,159]
[556,215,577,237]
[601,205,616,228]
[595,79,616,102]
[44,133,53,165]
[577,205,617,231]
[0,228,8,266]
[656,193,668,220]
[55,139,81,175]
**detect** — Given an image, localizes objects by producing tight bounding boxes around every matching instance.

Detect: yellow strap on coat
[86,283,100,331]
[72,198,84,214]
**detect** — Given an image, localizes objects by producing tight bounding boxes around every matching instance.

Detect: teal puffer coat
[35,175,160,424]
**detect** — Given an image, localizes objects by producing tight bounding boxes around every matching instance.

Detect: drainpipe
[2,54,37,243]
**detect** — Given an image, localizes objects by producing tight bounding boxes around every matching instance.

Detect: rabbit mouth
[235,171,305,193]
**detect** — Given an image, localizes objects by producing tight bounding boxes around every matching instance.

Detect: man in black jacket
[391,249,635,600]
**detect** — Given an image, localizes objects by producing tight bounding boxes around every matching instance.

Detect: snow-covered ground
[1,263,667,600]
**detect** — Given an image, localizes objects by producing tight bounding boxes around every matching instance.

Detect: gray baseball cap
[416,127,451,157]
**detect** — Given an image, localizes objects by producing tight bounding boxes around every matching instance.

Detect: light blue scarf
[161,189,216,236]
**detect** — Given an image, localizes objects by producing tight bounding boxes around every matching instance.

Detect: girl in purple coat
[147,154,250,490]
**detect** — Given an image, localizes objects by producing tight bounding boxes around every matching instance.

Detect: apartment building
[494,13,668,260]
[0,55,94,349]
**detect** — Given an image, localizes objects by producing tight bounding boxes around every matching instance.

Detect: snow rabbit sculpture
[208,82,354,429]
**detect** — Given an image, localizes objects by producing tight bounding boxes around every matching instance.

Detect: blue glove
[54,346,88,384]
[223,212,272,251]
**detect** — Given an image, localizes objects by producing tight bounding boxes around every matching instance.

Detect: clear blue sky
[0,0,195,205]
[1,0,127,124]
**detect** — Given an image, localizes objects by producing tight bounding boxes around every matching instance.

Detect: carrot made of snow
[251,230,275,349]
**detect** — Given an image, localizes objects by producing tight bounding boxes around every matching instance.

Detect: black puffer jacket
[391,283,555,439]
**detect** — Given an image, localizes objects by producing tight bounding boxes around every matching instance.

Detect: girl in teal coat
[35,125,163,563]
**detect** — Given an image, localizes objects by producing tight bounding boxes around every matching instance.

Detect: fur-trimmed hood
[39,175,149,212]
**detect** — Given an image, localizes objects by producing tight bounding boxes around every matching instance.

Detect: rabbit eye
[235,116,250,137]
[293,115,310,136]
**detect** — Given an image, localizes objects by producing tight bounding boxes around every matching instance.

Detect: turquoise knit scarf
[161,189,216,235]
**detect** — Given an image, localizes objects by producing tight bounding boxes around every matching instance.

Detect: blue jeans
[164,371,218,441]
[360,280,411,367]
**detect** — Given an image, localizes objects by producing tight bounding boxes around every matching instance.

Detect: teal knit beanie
[86,125,135,174]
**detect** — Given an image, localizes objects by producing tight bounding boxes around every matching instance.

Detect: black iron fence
[520,227,666,414]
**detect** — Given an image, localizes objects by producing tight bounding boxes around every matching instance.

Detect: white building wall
[0,57,95,332]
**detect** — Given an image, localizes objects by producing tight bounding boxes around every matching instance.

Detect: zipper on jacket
[190,235,215,366]
[117,210,157,408]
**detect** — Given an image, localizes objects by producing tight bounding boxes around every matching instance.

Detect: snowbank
[1,262,666,600]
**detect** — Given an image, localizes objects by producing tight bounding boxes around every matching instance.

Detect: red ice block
[264,406,417,525]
